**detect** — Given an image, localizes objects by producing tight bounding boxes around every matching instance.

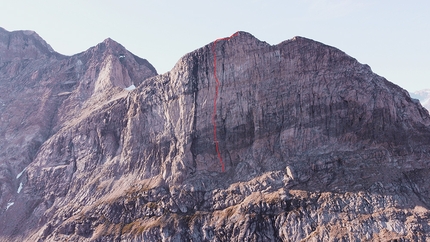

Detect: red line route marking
[211,32,239,172]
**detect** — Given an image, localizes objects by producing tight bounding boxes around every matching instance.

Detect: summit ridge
[0,28,430,241]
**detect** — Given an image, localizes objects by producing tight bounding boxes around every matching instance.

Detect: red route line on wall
[211,32,239,172]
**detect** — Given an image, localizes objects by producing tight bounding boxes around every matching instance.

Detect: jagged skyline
[0,0,429,92]
[2,26,430,241]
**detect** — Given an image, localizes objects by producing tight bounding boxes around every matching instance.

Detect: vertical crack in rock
[1,29,430,241]
[190,56,199,175]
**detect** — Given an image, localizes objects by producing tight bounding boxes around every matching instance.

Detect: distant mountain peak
[0,27,56,59]
[102,37,123,47]
[411,88,430,111]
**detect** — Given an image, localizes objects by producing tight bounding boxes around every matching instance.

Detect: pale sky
[1,0,429,92]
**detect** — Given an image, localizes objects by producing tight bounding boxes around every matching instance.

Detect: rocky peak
[72,38,156,100]
[102,37,123,48]
[88,37,127,56]
[228,31,269,45]
[0,28,157,237]
[0,27,56,61]
[1,30,430,241]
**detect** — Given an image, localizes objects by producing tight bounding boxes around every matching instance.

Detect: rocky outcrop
[0,28,157,240]
[1,29,430,241]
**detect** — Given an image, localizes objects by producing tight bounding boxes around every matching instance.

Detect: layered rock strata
[0,28,430,241]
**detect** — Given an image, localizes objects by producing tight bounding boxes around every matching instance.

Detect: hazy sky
[1,0,429,92]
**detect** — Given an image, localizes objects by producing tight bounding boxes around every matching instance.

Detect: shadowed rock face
[1,29,430,241]
[0,27,157,240]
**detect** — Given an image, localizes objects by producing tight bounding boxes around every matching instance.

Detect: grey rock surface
[1,28,430,241]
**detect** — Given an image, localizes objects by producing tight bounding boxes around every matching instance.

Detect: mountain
[1,28,430,241]
[0,27,157,240]
[411,89,430,111]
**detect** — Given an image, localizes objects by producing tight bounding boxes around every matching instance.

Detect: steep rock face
[1,30,430,241]
[0,27,56,60]
[0,28,157,239]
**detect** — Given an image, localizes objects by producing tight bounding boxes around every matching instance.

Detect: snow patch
[16,168,26,179]
[125,84,136,91]
[17,182,23,193]
[6,202,14,210]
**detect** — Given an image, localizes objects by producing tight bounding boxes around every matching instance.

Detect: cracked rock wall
[1,29,430,241]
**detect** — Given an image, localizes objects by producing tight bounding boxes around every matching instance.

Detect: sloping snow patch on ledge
[124,84,136,91]
[16,169,26,179]
[6,202,14,210]
[17,182,23,193]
